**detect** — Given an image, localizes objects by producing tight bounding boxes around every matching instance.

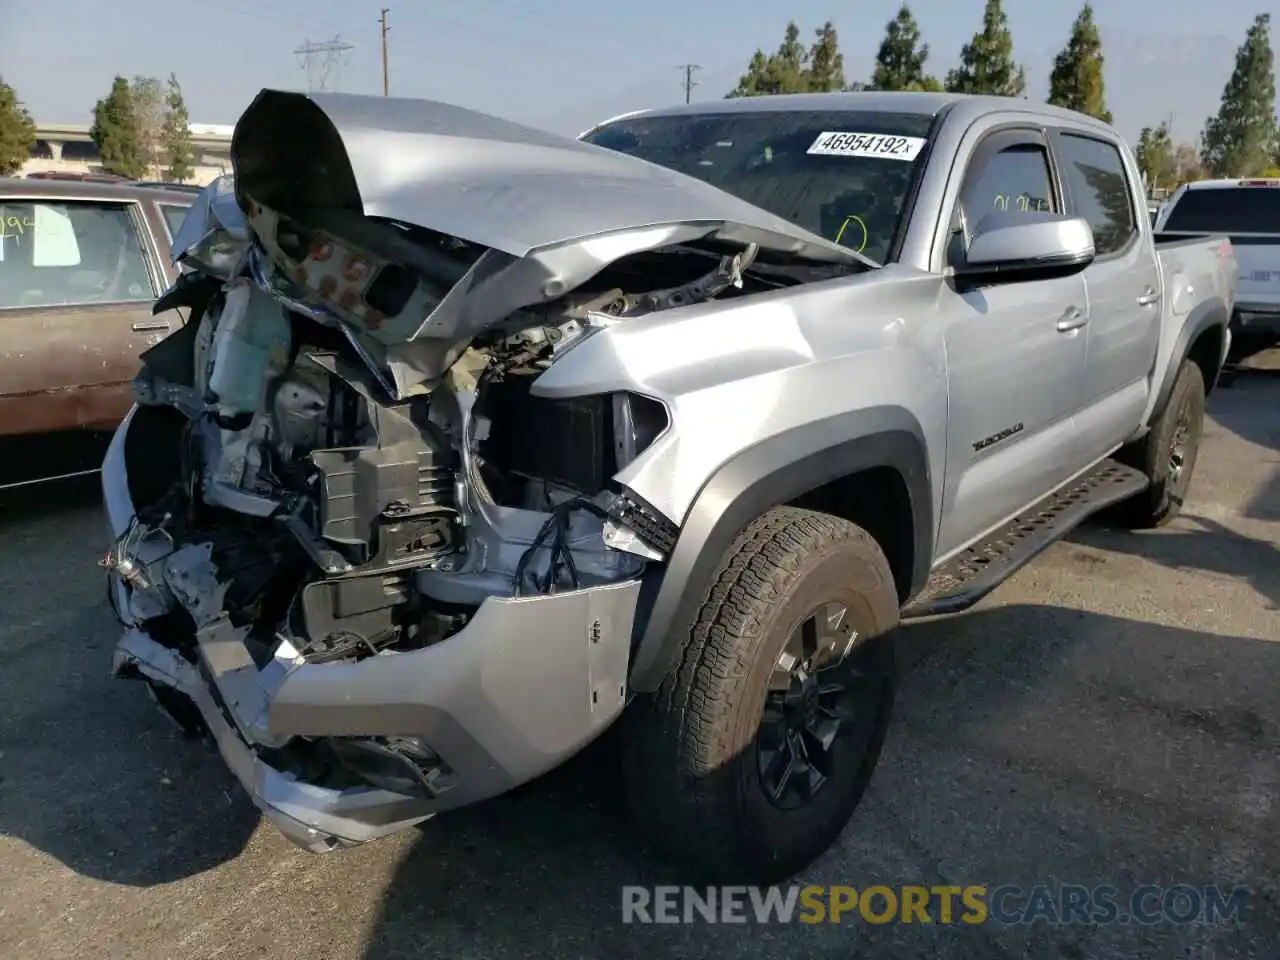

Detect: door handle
[1137,286,1161,306]
[131,319,170,331]
[1056,307,1088,332]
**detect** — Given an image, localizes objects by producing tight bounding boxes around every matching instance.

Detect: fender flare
[1150,298,1229,421]
[626,406,934,693]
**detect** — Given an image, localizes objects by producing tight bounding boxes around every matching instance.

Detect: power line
[379,9,391,96]
[676,63,702,104]
[294,36,354,93]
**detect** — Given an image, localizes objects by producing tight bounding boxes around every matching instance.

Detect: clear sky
[1,0,1274,145]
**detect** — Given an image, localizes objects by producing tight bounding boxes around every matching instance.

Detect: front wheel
[145,681,208,739]
[622,507,899,883]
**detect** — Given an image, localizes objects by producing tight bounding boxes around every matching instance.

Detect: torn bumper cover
[103,421,638,853]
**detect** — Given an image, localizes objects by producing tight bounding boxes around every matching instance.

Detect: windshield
[581,109,936,264]
[1162,186,1280,234]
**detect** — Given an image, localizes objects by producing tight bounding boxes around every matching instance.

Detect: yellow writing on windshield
[0,214,36,239]
[993,195,1050,213]
[835,214,869,254]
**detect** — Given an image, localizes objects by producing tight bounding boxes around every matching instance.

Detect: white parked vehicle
[1155,178,1280,346]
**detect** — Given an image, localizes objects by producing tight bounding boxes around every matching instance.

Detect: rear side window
[1055,134,1136,256]
[160,203,191,240]
[960,144,1058,231]
[0,200,153,309]
[1161,187,1280,234]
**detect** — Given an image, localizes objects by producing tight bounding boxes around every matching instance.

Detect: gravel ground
[0,357,1276,960]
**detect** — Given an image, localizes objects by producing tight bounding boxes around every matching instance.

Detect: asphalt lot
[1,358,1277,960]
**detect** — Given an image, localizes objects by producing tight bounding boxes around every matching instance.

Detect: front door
[1050,130,1160,465]
[934,128,1090,558]
[0,196,173,437]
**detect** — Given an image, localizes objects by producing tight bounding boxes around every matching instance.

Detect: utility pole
[676,63,702,104]
[379,8,391,96]
[294,36,354,92]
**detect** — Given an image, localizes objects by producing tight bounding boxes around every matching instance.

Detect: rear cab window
[1054,134,1136,256]
[1161,185,1280,234]
[0,199,154,309]
[581,109,936,264]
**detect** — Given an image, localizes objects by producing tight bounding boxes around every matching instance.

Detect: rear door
[0,196,172,436]
[1158,181,1280,321]
[1048,130,1161,466]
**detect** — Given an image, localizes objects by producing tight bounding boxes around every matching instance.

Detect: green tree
[161,73,196,182]
[945,0,1026,97]
[727,21,810,97]
[1047,3,1112,122]
[1135,122,1175,191]
[130,75,165,178]
[906,76,944,92]
[807,21,846,92]
[1200,14,1277,178]
[1172,142,1206,187]
[90,76,146,179]
[869,4,940,92]
[0,76,36,176]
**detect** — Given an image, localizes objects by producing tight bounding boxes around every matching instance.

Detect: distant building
[20,121,233,184]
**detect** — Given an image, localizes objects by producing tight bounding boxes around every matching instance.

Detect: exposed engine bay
[109,173,841,682]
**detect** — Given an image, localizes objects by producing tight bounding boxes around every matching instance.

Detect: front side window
[581,109,936,264]
[1055,134,1135,256]
[959,143,1058,233]
[0,200,153,309]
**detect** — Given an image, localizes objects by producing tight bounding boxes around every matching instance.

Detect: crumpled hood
[230,89,866,266]
[218,89,872,396]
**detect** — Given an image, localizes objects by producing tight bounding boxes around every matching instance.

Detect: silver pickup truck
[101,89,1237,884]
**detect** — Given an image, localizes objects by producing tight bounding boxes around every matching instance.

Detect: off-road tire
[622,506,899,883]
[1110,359,1206,529]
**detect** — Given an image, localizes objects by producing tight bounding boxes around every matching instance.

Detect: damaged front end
[103,89,866,852]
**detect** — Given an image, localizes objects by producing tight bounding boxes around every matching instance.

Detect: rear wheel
[1111,359,1206,529]
[622,507,899,883]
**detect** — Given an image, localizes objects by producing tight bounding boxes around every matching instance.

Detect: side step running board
[901,459,1149,620]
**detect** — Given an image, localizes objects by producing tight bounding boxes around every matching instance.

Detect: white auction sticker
[806,131,927,161]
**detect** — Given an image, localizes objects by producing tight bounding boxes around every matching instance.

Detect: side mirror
[955,211,1095,282]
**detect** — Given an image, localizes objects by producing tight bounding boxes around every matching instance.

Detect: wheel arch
[626,406,933,693]
[1151,299,1229,423]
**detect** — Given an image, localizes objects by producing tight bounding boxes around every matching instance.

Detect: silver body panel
[102,90,1239,853]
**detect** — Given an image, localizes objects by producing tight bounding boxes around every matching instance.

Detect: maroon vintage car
[0,178,194,484]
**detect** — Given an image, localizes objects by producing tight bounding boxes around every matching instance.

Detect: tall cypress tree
[727,21,811,97]
[807,21,846,92]
[90,76,147,179]
[870,5,941,92]
[1200,14,1277,177]
[945,0,1026,97]
[1047,3,1112,123]
[162,73,196,182]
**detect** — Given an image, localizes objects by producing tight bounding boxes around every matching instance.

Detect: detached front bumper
[103,408,639,853]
